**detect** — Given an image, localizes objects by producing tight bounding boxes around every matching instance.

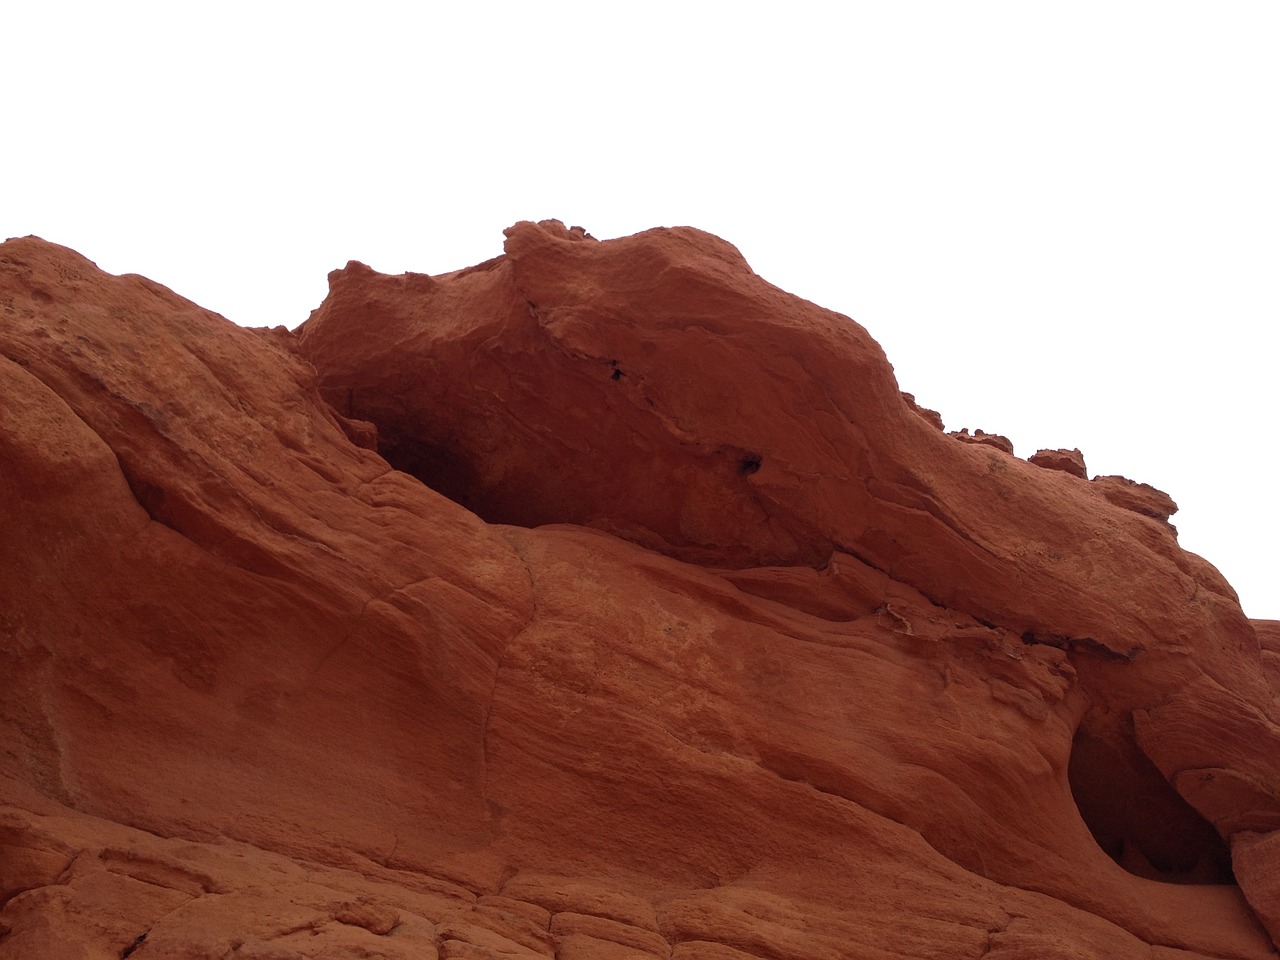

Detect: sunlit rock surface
[2,223,1279,958]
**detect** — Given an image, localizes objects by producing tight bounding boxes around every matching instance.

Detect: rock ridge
[2,224,1279,958]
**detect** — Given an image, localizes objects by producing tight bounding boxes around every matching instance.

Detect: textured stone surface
[901,391,945,431]
[948,427,1016,454]
[1092,474,1180,524]
[3,226,1280,958]
[1029,447,1088,479]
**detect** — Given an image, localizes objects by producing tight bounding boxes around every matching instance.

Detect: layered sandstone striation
[2,222,1279,958]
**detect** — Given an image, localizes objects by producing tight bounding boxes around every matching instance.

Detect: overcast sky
[8,2,1277,617]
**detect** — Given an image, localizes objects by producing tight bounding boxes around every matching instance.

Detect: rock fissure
[479,533,541,808]
[119,930,149,958]
[1022,632,1141,662]
[303,598,374,687]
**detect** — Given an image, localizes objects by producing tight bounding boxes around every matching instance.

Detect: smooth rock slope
[2,223,1279,958]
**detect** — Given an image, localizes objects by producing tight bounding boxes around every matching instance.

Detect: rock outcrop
[948,427,1016,455]
[1029,447,1088,479]
[2,223,1279,959]
[1092,474,1181,525]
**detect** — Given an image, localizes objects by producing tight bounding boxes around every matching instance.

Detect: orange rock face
[2,223,1279,959]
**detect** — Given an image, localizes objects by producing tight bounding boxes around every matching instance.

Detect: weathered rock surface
[2,224,1279,958]
[948,427,1016,455]
[1092,474,1181,524]
[1029,447,1088,479]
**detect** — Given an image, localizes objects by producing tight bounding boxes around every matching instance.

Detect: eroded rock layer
[2,225,1278,959]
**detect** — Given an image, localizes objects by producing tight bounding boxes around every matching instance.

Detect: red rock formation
[900,392,945,432]
[948,427,1016,455]
[2,224,1279,959]
[1092,474,1180,524]
[1029,447,1088,479]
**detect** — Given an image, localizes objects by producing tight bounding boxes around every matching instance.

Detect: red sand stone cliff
[2,222,1279,958]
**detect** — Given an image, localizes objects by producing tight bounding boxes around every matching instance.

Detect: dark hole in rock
[739,455,762,476]
[379,435,482,514]
[1068,720,1234,884]
[611,368,623,381]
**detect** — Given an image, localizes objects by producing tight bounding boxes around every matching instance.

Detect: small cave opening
[1068,720,1235,885]
[379,435,483,515]
[375,430,568,530]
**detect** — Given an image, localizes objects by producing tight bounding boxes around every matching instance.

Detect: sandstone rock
[948,426,1016,454]
[3,228,1280,958]
[1092,474,1180,523]
[1236,831,1280,946]
[333,898,400,935]
[901,391,945,431]
[1029,447,1088,478]
[1255,619,1280,694]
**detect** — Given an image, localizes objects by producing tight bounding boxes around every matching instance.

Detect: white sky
[7,2,1278,618]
